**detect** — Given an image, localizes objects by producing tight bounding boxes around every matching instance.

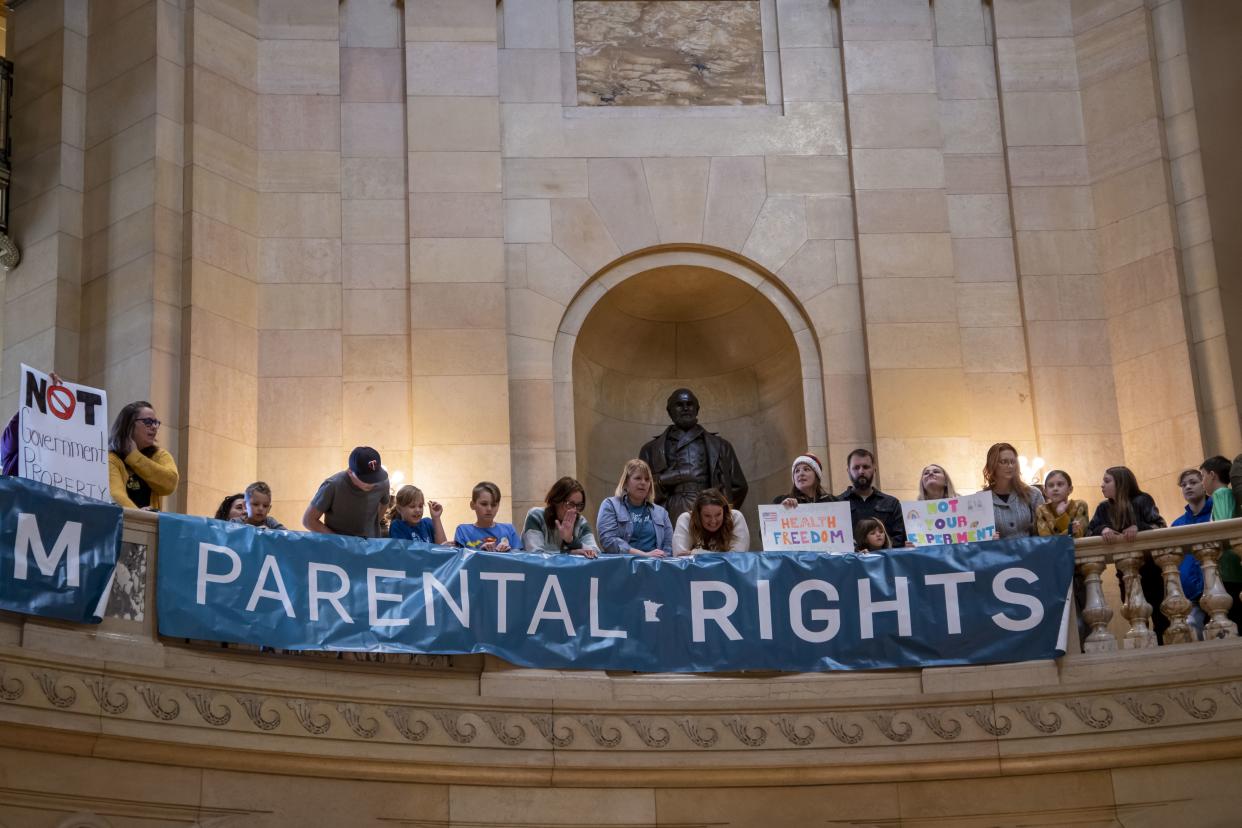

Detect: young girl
[453,481,522,552]
[388,484,447,544]
[1089,466,1165,540]
[672,489,750,555]
[1035,469,1089,537]
[855,517,892,553]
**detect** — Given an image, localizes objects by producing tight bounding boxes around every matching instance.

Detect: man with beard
[839,448,908,547]
[639,388,747,523]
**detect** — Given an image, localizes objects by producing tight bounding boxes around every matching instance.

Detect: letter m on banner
[14,513,82,586]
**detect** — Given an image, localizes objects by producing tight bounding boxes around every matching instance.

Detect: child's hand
[428,501,443,518]
[1123,525,1138,541]
[1101,528,1120,542]
[1055,500,1068,516]
[496,537,511,553]
[481,538,497,551]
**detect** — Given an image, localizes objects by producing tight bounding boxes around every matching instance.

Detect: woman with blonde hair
[672,488,750,555]
[596,459,674,557]
[982,442,1044,538]
[917,464,957,501]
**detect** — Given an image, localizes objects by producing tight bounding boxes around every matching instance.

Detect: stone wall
[1,0,1238,526]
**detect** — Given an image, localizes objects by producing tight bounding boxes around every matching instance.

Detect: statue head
[665,388,700,430]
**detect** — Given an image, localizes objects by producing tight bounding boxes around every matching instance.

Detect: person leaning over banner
[597,458,674,557]
[672,488,750,555]
[982,442,1044,539]
[917,463,957,500]
[1089,465,1168,637]
[302,446,389,538]
[838,448,908,546]
[774,453,835,507]
[522,476,599,557]
[108,401,179,511]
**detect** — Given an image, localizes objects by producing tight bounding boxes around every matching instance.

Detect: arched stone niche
[553,248,826,530]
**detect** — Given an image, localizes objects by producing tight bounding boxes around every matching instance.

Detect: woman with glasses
[108,401,179,511]
[982,441,1044,539]
[521,476,600,557]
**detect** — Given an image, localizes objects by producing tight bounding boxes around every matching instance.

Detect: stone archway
[552,247,827,529]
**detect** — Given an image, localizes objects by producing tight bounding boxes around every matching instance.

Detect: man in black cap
[302,446,390,538]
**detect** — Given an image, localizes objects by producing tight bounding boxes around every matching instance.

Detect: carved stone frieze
[3,658,1242,761]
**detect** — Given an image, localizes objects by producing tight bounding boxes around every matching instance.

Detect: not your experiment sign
[158,512,1074,672]
[19,364,109,501]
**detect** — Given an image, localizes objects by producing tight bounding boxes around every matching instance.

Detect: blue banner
[0,476,122,623]
[158,512,1073,672]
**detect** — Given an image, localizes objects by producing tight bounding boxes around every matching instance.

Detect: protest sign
[19,364,109,502]
[901,491,997,547]
[756,501,856,553]
[157,511,1074,672]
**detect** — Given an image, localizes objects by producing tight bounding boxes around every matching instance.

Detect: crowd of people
[6,395,1242,635]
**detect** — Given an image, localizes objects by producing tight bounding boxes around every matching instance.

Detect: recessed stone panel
[574,1,765,106]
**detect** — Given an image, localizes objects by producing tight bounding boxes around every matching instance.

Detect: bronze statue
[639,388,748,522]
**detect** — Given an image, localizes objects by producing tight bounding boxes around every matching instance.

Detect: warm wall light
[1019,455,1047,485]
[390,469,406,486]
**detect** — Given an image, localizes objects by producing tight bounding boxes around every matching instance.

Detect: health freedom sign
[19,364,109,501]
[902,491,998,547]
[757,501,855,553]
[158,512,1074,672]
[0,476,122,622]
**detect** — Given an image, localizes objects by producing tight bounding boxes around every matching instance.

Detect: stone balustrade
[1074,518,1242,651]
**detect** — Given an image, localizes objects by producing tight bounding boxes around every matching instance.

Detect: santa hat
[791,454,823,482]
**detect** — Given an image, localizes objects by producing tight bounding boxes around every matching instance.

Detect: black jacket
[1088,493,1165,535]
[839,487,907,546]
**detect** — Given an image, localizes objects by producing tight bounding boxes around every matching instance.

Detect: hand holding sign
[758,501,855,553]
[19,364,110,502]
[901,491,997,547]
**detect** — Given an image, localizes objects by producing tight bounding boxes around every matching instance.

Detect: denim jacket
[596,496,674,555]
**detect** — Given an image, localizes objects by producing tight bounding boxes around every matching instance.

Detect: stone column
[252,1,341,524]
[1072,0,1204,505]
[3,1,87,411]
[934,0,1036,465]
[406,0,509,527]
[994,0,1124,493]
[841,0,972,492]
[339,0,412,497]
[181,0,259,516]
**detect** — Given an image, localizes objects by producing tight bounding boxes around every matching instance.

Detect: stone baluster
[1194,542,1238,639]
[1152,546,1193,644]
[1113,552,1157,648]
[1077,557,1116,652]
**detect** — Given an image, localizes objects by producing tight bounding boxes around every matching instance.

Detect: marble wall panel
[574,1,765,106]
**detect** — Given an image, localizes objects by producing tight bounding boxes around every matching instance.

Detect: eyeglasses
[137,417,161,428]
[563,500,586,510]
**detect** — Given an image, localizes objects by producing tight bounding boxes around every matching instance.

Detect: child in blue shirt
[453,481,523,551]
[387,484,447,544]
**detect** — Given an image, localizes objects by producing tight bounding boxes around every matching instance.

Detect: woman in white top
[672,488,751,555]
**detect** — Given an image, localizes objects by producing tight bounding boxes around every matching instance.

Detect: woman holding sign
[774,454,836,507]
[917,464,958,500]
[108,401,179,511]
[672,489,750,555]
[982,442,1044,539]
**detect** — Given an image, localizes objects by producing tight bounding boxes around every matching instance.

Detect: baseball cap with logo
[348,446,387,485]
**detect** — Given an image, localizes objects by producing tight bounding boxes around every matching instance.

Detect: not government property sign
[19,364,110,501]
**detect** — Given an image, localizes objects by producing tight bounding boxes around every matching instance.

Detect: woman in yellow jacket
[108,400,179,510]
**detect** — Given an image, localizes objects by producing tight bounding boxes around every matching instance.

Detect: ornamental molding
[4,654,1241,761]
